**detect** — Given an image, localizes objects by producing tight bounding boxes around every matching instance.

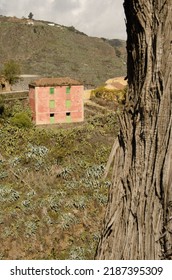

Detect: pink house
[29,77,84,125]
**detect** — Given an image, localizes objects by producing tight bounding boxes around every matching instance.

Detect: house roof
[29,77,82,87]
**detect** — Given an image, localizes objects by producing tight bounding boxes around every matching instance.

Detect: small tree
[1,60,21,88]
[28,12,34,19]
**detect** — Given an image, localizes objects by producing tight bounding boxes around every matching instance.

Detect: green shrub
[91,86,126,104]
[10,112,32,128]
[1,59,21,86]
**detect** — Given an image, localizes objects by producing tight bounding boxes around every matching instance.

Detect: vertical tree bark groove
[95,0,172,259]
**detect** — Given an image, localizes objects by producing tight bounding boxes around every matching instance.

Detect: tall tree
[96,0,172,259]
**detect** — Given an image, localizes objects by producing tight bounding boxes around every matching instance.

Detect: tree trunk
[95,0,172,259]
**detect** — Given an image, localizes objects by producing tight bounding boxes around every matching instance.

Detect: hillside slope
[0,16,126,86]
[0,93,120,259]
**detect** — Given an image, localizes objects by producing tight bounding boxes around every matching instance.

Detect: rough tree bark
[95,0,172,259]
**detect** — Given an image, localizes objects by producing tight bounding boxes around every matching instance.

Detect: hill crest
[0,15,126,87]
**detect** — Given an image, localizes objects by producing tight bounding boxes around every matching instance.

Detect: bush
[91,86,126,103]
[1,60,21,86]
[10,112,32,128]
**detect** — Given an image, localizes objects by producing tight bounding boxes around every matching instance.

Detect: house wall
[30,84,84,125]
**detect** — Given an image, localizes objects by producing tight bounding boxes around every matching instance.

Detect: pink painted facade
[29,78,84,125]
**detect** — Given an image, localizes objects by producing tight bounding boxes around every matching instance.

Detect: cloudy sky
[0,0,126,39]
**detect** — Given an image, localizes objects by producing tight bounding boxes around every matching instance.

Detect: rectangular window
[50,113,55,124]
[50,87,54,94]
[49,100,55,109]
[66,100,71,108]
[66,86,71,94]
[66,112,71,122]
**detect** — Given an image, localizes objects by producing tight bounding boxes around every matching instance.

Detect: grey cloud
[72,0,126,39]
[0,0,7,14]
[51,0,81,13]
[0,0,126,39]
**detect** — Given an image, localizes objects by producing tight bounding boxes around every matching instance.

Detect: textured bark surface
[96,0,172,259]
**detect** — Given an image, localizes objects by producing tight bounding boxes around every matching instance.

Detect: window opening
[50,87,54,94]
[66,86,71,94]
[49,100,55,108]
[66,100,71,108]
[50,113,55,124]
[66,112,71,122]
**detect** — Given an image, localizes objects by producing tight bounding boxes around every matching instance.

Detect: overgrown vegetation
[10,112,32,128]
[91,85,126,102]
[0,96,120,259]
[0,60,21,87]
[91,85,127,110]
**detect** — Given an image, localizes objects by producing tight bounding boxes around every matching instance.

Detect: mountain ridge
[0,15,126,87]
